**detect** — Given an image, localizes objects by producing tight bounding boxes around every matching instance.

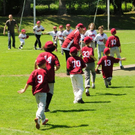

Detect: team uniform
[97,55,120,87]
[33,25,44,49]
[63,29,72,39]
[94,33,108,60]
[67,56,86,103]
[18,33,27,49]
[56,30,64,54]
[80,34,86,48]
[37,52,60,110]
[27,68,49,125]
[85,30,97,49]
[105,35,123,67]
[81,46,96,89]
[47,31,58,45]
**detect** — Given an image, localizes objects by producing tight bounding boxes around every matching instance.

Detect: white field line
[0,127,31,134]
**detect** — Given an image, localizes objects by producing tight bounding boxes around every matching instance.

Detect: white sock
[86,89,89,93]
[119,61,122,66]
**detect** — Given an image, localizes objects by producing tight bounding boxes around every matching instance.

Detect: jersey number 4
[104,60,111,66]
[44,56,52,64]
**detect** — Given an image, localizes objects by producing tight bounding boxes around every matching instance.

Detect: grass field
[0,16,135,135]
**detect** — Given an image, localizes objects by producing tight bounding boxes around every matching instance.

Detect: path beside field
[0,64,135,77]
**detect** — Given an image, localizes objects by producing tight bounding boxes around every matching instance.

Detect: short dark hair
[43,46,56,52]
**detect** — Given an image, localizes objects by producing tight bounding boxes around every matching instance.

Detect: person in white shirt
[63,24,72,40]
[33,21,44,50]
[55,25,64,54]
[85,23,97,50]
[80,27,87,48]
[18,29,29,49]
[44,26,58,51]
[94,25,108,61]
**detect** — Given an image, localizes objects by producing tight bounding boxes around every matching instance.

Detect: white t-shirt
[19,33,27,43]
[56,31,64,40]
[33,25,44,35]
[94,33,108,45]
[48,31,58,42]
[63,29,72,39]
[85,30,97,41]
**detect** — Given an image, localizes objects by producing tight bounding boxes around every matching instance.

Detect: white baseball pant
[97,45,105,60]
[59,40,64,54]
[70,74,84,102]
[35,92,46,122]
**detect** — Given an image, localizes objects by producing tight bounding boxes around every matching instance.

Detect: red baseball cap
[104,48,110,54]
[111,28,116,34]
[66,24,70,27]
[37,21,40,24]
[21,29,26,33]
[83,27,87,31]
[70,47,78,54]
[44,41,54,49]
[84,36,92,44]
[59,25,63,28]
[53,26,57,29]
[36,57,46,65]
[76,23,85,28]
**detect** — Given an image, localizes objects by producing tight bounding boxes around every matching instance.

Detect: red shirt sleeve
[67,58,71,70]
[73,31,80,50]
[97,58,103,65]
[105,38,110,47]
[54,55,60,67]
[116,36,121,47]
[112,57,120,63]
[27,71,34,85]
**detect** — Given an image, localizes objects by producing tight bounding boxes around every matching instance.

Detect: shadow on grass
[122,67,135,71]
[97,93,126,96]
[85,101,111,104]
[41,123,89,130]
[108,86,134,88]
[50,109,96,113]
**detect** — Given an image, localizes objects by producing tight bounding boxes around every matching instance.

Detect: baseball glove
[26,35,29,39]
[95,69,100,74]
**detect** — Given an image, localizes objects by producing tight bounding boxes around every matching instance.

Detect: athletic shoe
[120,66,124,69]
[92,84,95,89]
[42,118,48,125]
[85,91,90,96]
[34,118,40,129]
[18,47,21,50]
[77,98,85,103]
[45,108,50,112]
[73,100,78,104]
[106,85,108,88]
[67,71,70,75]
[109,82,111,85]
[34,47,37,50]
[8,48,11,50]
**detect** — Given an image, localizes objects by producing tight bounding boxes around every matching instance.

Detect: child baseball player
[105,28,124,69]
[18,57,49,129]
[85,23,97,50]
[94,25,108,61]
[63,24,72,40]
[35,41,60,112]
[80,27,87,48]
[18,29,29,49]
[43,26,58,51]
[55,25,64,54]
[81,36,97,96]
[67,46,86,103]
[33,21,45,50]
[95,48,126,88]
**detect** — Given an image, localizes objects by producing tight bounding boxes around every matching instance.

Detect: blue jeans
[8,32,15,49]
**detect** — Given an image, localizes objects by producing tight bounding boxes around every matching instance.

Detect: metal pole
[93,0,100,23]
[107,0,110,30]
[33,0,36,26]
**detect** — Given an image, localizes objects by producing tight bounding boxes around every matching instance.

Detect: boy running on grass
[81,36,97,96]
[95,48,126,88]
[18,57,49,129]
[67,46,86,103]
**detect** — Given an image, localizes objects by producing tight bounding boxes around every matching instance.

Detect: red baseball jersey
[27,68,50,95]
[62,29,80,50]
[97,56,120,78]
[37,52,60,83]
[81,46,94,63]
[105,35,120,48]
[67,56,86,74]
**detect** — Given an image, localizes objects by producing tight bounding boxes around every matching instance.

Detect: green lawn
[0,18,135,135]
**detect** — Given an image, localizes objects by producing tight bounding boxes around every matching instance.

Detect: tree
[23,0,31,16]
[58,0,67,15]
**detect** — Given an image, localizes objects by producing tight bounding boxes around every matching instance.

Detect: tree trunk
[125,2,127,11]
[58,0,67,15]
[3,0,6,15]
[112,0,123,15]
[132,1,135,11]
[23,0,31,16]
